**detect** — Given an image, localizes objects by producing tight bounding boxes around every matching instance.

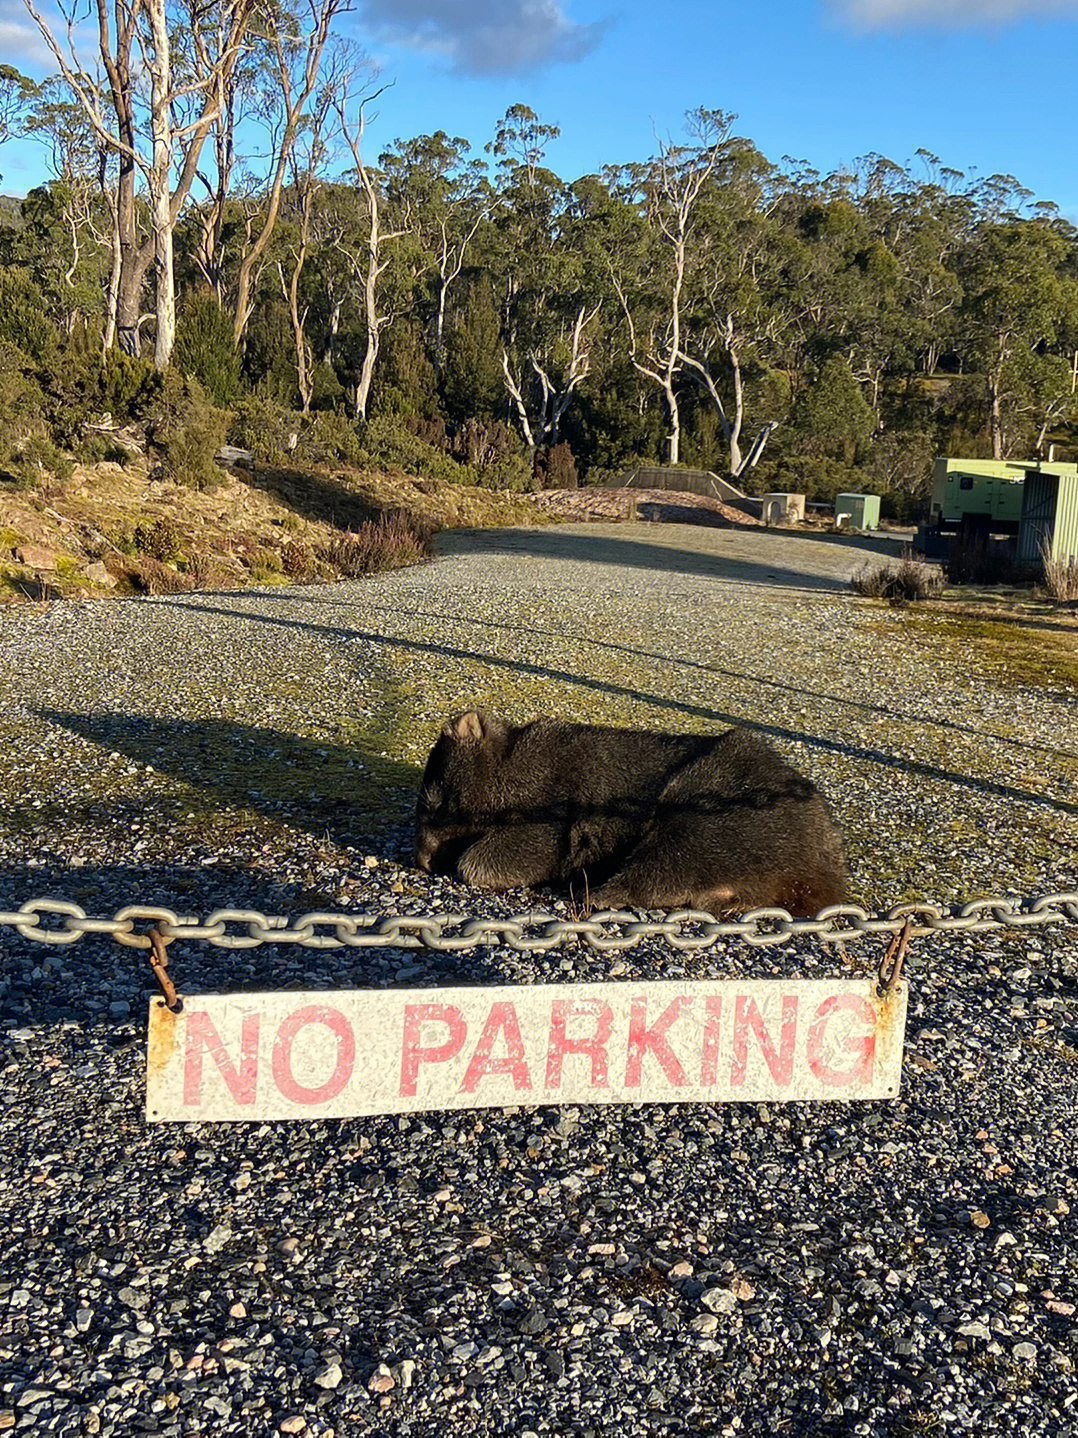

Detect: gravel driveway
[1,521,1076,1436]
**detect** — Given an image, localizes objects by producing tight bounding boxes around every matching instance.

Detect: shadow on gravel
[359,603,1078,762]
[0,856,511,1032]
[436,527,856,591]
[37,710,420,860]
[155,597,1078,818]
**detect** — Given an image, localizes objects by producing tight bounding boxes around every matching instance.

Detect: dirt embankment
[0,458,549,600]
[532,485,759,527]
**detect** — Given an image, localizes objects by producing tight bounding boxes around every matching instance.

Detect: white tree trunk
[502,351,536,447]
[103,188,121,355]
[148,0,175,369]
[728,344,744,476]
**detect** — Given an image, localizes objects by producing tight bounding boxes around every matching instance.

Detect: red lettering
[699,996,724,1085]
[461,1002,532,1093]
[184,1010,259,1107]
[731,995,798,1088]
[272,1006,355,1105]
[625,996,691,1087]
[807,995,876,1088]
[545,998,612,1089]
[400,1004,467,1097]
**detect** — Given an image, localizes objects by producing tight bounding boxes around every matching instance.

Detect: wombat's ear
[446,710,486,743]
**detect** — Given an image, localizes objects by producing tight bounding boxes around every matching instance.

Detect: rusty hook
[877,917,912,996]
[147,927,183,1013]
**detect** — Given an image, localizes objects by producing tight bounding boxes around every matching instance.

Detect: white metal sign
[146,978,907,1122]
[143,977,902,1121]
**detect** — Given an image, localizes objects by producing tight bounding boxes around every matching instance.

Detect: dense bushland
[1,60,1076,512]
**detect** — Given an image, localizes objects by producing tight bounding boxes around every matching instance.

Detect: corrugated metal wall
[1051,474,1078,566]
[1018,474,1078,566]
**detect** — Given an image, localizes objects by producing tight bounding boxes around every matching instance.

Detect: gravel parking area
[1,521,1076,1436]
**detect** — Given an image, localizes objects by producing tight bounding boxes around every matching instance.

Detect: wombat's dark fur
[415,711,848,915]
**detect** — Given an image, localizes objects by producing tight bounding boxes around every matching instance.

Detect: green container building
[834,492,880,530]
[929,458,1027,527]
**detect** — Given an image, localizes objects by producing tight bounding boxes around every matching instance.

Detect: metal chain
[0,891,1075,954]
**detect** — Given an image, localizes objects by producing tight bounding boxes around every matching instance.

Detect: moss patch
[872,609,1078,693]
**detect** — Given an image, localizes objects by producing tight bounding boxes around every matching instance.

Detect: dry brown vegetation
[851,552,943,604]
[1041,543,1078,603]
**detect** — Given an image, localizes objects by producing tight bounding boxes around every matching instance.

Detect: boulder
[84,561,119,589]
[15,545,59,571]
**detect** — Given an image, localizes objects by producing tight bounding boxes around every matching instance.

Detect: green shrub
[229,398,365,468]
[77,433,135,466]
[229,395,296,466]
[0,341,48,461]
[242,301,298,403]
[1,435,74,491]
[0,268,58,363]
[310,363,346,411]
[361,413,471,483]
[297,412,364,467]
[173,292,243,405]
[485,452,534,492]
[533,442,578,490]
[41,340,159,446]
[100,350,161,422]
[146,371,227,489]
[133,517,184,562]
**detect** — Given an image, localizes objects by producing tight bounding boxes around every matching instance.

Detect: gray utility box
[761,493,806,524]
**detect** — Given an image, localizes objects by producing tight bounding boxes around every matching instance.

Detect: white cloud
[356,0,608,75]
[835,0,1078,26]
[0,10,52,67]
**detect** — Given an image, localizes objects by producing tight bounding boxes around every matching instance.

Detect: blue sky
[3,0,1078,215]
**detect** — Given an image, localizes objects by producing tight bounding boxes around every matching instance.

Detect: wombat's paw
[457,843,508,890]
[590,881,635,912]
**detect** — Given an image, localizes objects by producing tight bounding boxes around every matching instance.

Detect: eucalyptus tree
[0,65,37,179]
[609,108,731,466]
[24,0,258,365]
[25,81,114,336]
[332,80,411,420]
[379,131,496,369]
[276,73,342,410]
[673,134,788,476]
[485,104,595,447]
[230,3,354,346]
[960,218,1067,458]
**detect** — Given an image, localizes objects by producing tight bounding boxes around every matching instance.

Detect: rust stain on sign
[146,977,908,1124]
[146,999,179,1080]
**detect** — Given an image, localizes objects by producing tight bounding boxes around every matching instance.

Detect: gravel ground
[1,521,1076,1437]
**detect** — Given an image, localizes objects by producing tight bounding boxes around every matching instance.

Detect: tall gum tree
[230,0,350,346]
[611,109,729,467]
[489,105,598,448]
[961,219,1066,459]
[380,131,496,370]
[24,0,256,364]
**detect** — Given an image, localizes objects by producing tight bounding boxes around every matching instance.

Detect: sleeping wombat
[415,711,848,916]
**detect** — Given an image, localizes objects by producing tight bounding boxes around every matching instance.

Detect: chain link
[0,890,1075,955]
